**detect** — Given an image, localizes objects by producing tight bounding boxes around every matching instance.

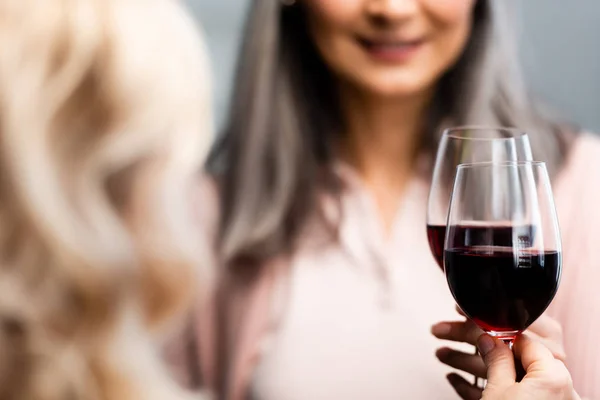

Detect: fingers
[478,334,516,390]
[431,320,483,345]
[524,331,567,362]
[438,311,567,361]
[513,335,576,397]
[527,315,563,340]
[446,373,483,400]
[512,334,557,372]
[436,347,487,378]
[525,316,567,362]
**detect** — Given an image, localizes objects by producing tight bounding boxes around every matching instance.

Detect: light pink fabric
[168,134,600,400]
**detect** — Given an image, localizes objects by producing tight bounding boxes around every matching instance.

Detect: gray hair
[208,0,573,270]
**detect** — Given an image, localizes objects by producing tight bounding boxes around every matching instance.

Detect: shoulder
[571,132,600,155]
[553,132,600,273]
[554,133,600,198]
[554,133,600,221]
[553,133,600,274]
[560,132,600,173]
[550,133,600,399]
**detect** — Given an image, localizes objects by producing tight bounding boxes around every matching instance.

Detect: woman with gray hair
[173,0,600,398]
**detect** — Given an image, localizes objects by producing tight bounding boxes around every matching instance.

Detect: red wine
[426,225,446,268]
[445,247,561,333]
[426,224,536,270]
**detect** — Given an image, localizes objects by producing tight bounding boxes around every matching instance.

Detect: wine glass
[427,127,533,269]
[444,161,562,347]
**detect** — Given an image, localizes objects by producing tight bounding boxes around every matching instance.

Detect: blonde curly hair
[0,0,212,398]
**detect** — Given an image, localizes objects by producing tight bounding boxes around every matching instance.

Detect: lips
[356,36,425,62]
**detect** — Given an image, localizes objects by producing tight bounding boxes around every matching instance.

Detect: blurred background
[187,0,600,133]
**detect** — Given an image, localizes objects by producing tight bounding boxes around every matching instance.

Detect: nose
[365,0,418,23]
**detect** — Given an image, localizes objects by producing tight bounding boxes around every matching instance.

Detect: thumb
[478,334,516,391]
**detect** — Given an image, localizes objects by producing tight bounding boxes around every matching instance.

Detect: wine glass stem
[473,346,482,386]
[502,338,526,381]
[502,338,514,350]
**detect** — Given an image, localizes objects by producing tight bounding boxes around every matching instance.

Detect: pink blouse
[167,134,600,400]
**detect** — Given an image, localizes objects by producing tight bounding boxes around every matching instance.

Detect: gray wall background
[187,0,600,133]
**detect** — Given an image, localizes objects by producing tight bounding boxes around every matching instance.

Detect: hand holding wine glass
[432,309,567,398]
[444,334,580,400]
[479,334,580,400]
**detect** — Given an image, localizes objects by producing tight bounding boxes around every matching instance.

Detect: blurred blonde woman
[0,0,212,398]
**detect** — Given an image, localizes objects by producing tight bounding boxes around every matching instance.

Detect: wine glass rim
[457,160,547,169]
[443,126,527,141]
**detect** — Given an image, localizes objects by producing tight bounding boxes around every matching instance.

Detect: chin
[344,68,433,98]
[361,79,433,99]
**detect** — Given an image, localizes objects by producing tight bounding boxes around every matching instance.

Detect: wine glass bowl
[444,161,562,343]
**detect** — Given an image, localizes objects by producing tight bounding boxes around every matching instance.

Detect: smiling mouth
[356,36,426,62]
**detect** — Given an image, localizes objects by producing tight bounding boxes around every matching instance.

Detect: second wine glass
[427,127,533,269]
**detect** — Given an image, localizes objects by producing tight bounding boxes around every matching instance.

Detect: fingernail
[477,334,496,356]
[446,373,460,385]
[435,347,451,360]
[431,323,451,336]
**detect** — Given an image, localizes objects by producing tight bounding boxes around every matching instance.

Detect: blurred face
[303,0,476,98]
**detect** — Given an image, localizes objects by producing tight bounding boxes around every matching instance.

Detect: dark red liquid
[445,247,561,333]
[426,225,446,268]
[426,224,536,270]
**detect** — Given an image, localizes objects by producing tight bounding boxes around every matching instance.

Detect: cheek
[303,0,364,74]
[422,0,476,68]
[303,0,362,47]
[304,0,361,37]
[305,0,358,18]
[422,0,476,24]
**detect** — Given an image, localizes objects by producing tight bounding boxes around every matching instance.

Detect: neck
[339,85,432,185]
[337,85,433,234]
